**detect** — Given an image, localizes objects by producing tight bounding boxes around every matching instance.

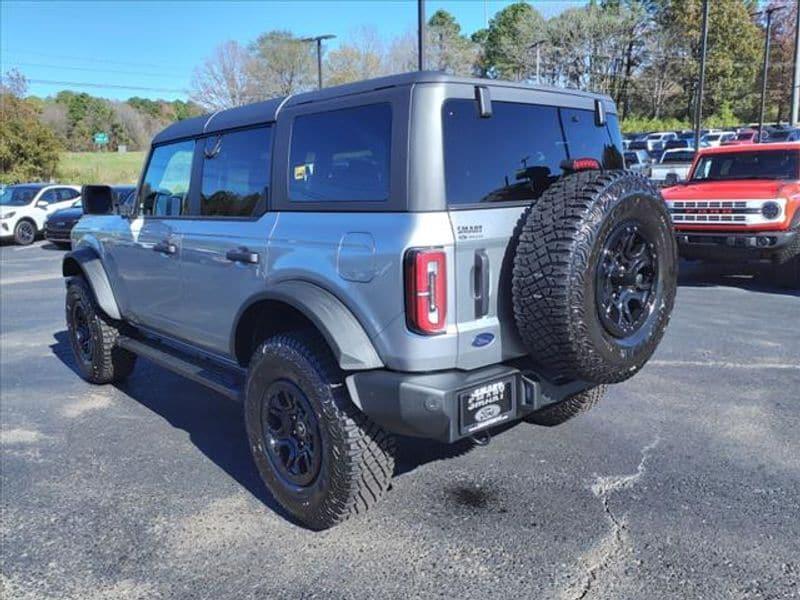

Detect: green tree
[484,2,547,80]
[249,30,315,96]
[427,10,477,76]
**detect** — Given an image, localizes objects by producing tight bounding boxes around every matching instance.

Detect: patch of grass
[56,151,146,185]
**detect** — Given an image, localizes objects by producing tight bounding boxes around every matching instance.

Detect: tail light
[560,158,602,172]
[404,248,447,335]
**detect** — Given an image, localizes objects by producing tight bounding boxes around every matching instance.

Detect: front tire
[65,276,136,384]
[244,332,395,530]
[13,219,37,245]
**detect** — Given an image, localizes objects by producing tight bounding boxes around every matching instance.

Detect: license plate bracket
[458,378,515,435]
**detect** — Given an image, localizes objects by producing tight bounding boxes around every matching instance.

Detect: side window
[39,189,58,205]
[561,108,624,170]
[289,103,391,203]
[56,188,78,201]
[443,99,567,206]
[139,140,195,217]
[200,127,272,217]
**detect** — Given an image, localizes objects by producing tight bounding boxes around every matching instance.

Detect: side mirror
[81,185,114,215]
[36,200,48,209]
[664,173,679,186]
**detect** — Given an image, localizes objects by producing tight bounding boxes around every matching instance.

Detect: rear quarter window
[288,103,391,203]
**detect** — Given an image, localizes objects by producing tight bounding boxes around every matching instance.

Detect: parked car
[62,72,677,529]
[0,184,81,245]
[767,128,800,143]
[45,185,136,248]
[722,129,769,145]
[700,131,736,147]
[624,149,651,172]
[662,143,800,287]
[644,131,678,153]
[650,149,696,184]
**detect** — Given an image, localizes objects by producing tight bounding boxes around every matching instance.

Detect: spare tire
[512,170,677,384]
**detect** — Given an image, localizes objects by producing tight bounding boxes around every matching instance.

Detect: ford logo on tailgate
[472,332,495,347]
[474,404,502,422]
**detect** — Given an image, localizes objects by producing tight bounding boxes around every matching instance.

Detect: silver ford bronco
[63,72,677,529]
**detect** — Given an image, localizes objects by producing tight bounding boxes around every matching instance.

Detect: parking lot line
[650,359,800,370]
[0,274,62,286]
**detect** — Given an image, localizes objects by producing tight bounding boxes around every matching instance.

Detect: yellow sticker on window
[293,164,306,180]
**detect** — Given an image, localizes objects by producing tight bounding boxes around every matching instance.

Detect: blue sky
[1,0,581,101]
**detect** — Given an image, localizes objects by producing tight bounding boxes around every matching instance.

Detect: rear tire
[512,170,677,384]
[244,331,395,530]
[525,386,606,427]
[65,276,136,384]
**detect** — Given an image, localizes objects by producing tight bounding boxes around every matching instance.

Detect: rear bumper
[676,229,797,261]
[346,364,593,443]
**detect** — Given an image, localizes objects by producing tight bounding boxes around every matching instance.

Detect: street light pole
[302,34,336,89]
[791,0,800,126]
[694,0,710,152]
[529,40,546,85]
[756,7,783,142]
[418,0,426,71]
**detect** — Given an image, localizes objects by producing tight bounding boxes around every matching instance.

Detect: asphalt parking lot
[1,240,798,600]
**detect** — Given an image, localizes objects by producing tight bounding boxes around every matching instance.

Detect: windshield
[0,186,39,207]
[735,132,753,140]
[662,151,694,164]
[692,150,799,181]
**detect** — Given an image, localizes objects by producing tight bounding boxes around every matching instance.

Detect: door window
[39,189,58,205]
[139,140,195,217]
[443,99,568,206]
[289,103,391,203]
[56,188,80,201]
[200,127,272,217]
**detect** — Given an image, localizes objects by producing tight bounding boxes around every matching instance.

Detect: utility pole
[529,40,546,84]
[791,0,800,126]
[418,0,426,71]
[694,0,710,152]
[302,34,336,89]
[756,6,784,142]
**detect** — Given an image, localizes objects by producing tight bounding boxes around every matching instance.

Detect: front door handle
[152,240,177,255]
[226,247,259,264]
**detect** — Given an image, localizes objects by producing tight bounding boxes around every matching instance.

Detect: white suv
[0,183,81,245]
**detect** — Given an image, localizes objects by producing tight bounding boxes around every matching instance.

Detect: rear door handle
[152,240,177,255]
[474,249,490,318]
[226,247,259,264]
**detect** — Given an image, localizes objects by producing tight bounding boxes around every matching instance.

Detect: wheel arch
[232,281,384,372]
[62,247,122,320]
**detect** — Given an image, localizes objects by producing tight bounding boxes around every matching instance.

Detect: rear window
[289,103,391,203]
[443,101,623,206]
[200,126,272,217]
[692,150,799,181]
[662,151,694,163]
[443,100,567,206]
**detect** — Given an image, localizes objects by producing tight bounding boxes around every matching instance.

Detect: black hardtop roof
[152,71,616,145]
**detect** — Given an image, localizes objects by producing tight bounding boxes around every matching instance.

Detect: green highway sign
[93,132,109,145]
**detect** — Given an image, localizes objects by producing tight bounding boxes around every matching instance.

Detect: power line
[10,61,190,80]
[25,78,188,94]
[1,48,191,73]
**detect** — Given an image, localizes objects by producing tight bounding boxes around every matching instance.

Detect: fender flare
[233,281,384,371]
[62,247,122,320]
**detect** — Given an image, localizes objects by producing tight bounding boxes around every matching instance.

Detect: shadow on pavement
[50,330,478,523]
[678,260,799,297]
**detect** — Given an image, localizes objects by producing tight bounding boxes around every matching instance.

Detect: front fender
[62,247,121,320]
[234,281,384,371]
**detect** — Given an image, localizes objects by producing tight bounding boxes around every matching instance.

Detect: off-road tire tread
[66,276,136,384]
[247,331,395,530]
[525,385,606,427]
[512,170,676,383]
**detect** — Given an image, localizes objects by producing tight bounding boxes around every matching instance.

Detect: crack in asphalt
[571,436,661,600]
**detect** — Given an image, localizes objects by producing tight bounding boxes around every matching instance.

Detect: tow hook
[471,430,491,446]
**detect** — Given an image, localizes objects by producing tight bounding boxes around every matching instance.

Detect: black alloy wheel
[595,220,659,339]
[260,380,322,488]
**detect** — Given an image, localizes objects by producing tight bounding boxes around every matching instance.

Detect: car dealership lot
[1,241,798,600]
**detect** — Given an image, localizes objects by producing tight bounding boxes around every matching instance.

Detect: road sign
[94,132,109,145]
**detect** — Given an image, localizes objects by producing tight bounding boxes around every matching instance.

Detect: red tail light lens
[560,158,602,172]
[404,248,447,335]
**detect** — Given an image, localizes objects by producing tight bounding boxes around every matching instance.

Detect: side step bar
[117,336,244,402]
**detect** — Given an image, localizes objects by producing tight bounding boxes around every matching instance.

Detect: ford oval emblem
[475,404,501,422]
[472,332,495,348]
